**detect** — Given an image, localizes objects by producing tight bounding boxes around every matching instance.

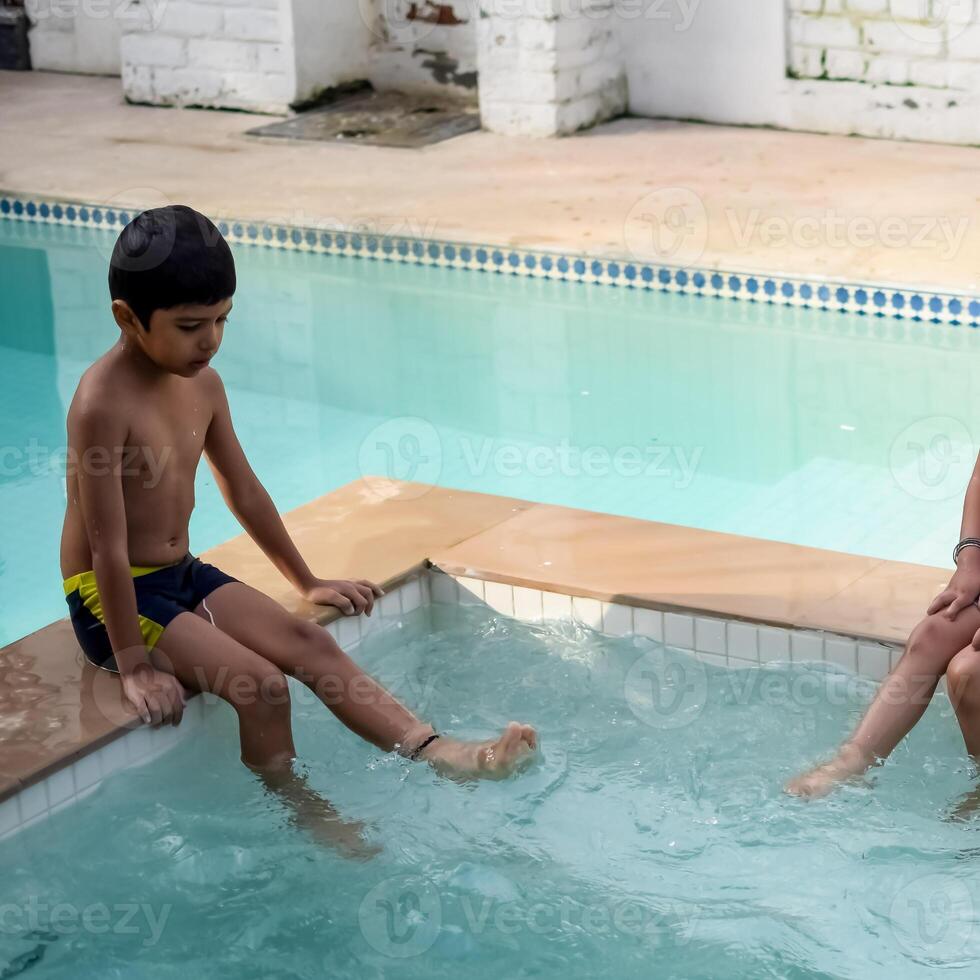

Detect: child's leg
[152,612,376,856]
[946,646,980,756]
[152,610,297,770]
[194,582,537,778]
[786,606,980,797]
[943,648,980,820]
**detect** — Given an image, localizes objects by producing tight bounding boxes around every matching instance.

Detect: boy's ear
[111,299,146,335]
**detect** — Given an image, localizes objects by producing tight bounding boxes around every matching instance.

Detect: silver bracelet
[953,538,980,564]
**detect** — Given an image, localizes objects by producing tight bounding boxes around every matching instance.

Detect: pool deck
[0,479,948,805]
[1,70,978,292]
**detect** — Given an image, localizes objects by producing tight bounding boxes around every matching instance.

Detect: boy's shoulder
[69,352,122,417]
[68,357,225,426]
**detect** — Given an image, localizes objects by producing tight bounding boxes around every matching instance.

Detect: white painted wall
[120,0,296,112]
[27,0,980,141]
[290,2,371,104]
[620,0,786,127]
[618,0,980,145]
[26,0,125,75]
[365,0,478,97]
[118,0,377,113]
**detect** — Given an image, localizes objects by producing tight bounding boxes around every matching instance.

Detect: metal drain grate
[246,89,480,149]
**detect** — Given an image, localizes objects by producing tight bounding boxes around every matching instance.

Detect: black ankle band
[409,733,441,761]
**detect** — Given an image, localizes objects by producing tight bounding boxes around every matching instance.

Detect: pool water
[3,217,980,646]
[2,603,978,978]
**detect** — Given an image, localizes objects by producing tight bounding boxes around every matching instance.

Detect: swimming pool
[1,596,975,978]
[2,216,977,646]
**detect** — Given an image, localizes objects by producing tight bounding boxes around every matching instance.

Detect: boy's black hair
[108,205,236,330]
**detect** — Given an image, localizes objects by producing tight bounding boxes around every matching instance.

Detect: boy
[61,206,537,810]
[787,457,980,799]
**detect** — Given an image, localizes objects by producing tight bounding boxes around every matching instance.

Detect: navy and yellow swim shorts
[64,553,238,673]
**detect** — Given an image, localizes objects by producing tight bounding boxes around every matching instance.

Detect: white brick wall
[26,0,128,74]
[120,0,371,114]
[788,0,980,93]
[33,0,980,140]
[120,0,292,112]
[623,0,980,147]
[476,0,627,136]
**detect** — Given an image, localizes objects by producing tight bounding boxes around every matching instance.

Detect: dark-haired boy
[61,206,537,809]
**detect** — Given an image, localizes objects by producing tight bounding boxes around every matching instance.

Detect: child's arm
[69,402,186,724]
[201,372,382,615]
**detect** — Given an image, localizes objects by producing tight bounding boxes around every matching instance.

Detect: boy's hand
[929,550,980,631]
[302,579,384,616]
[121,662,187,727]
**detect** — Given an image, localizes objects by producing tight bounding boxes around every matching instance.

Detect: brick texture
[788,0,980,94]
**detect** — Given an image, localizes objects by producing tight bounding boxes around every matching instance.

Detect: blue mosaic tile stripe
[3,191,977,328]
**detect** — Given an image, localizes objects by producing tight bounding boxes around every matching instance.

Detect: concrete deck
[1,70,977,291]
[0,479,948,804]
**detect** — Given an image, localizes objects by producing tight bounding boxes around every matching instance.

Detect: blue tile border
[2,190,977,328]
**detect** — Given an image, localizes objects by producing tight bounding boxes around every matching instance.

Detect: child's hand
[121,662,188,727]
[302,578,384,616]
[929,550,980,624]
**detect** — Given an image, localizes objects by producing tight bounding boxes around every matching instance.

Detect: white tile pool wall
[0,572,429,842]
[429,568,903,681]
[0,567,905,841]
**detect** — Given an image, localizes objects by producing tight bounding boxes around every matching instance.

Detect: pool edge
[2,189,977,328]
[0,478,945,828]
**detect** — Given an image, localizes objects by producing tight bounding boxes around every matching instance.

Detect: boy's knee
[291,618,345,668]
[229,663,291,716]
[291,617,327,648]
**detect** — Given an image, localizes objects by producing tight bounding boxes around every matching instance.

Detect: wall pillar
[476,0,627,137]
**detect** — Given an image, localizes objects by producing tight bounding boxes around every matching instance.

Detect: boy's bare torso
[60,348,217,578]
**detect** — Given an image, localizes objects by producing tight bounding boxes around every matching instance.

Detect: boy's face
[115,298,233,377]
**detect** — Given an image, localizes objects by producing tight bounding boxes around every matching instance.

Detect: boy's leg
[195,582,537,777]
[786,607,980,797]
[153,613,377,856]
[152,611,297,770]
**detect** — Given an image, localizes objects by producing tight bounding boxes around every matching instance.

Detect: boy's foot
[306,815,382,861]
[419,722,538,780]
[948,786,980,823]
[784,743,877,799]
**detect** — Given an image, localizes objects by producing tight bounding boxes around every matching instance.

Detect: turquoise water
[3,217,980,646]
[3,604,979,978]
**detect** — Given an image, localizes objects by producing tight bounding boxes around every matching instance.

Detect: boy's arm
[202,371,381,615]
[71,404,147,669]
[70,403,185,723]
